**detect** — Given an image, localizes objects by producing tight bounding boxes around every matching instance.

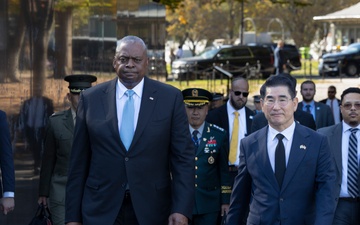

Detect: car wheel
[345,63,358,77]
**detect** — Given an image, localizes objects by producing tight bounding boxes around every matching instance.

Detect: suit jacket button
[125,157,129,161]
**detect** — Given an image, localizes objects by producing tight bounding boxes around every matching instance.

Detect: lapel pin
[149,97,154,100]
[300,145,306,150]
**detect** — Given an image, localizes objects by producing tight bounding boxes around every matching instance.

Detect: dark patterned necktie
[305,104,311,114]
[192,130,200,148]
[348,128,359,198]
[275,133,286,187]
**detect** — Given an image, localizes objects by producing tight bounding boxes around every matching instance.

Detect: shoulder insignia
[210,123,225,132]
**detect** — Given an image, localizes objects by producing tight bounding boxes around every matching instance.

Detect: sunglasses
[232,91,249,97]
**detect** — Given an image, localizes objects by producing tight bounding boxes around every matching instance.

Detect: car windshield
[197,48,220,59]
[343,44,360,54]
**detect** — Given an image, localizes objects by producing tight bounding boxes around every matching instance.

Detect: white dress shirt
[339,122,360,198]
[116,78,144,134]
[267,122,296,172]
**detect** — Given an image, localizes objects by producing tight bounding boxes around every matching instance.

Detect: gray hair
[115,36,147,54]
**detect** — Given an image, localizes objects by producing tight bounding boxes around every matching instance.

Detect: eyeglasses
[342,102,360,110]
[232,91,249,97]
[264,97,293,107]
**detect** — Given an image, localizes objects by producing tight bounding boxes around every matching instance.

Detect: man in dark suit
[38,74,97,225]
[318,87,360,225]
[274,40,286,75]
[206,77,254,184]
[65,36,195,225]
[320,85,342,124]
[298,80,334,129]
[0,110,15,215]
[182,88,231,225]
[18,89,54,174]
[226,75,337,225]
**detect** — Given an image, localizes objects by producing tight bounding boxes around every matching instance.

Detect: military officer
[37,74,97,225]
[182,88,232,225]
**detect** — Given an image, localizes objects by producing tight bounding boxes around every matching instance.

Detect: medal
[208,156,215,164]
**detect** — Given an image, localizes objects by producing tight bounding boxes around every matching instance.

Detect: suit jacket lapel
[281,124,308,190]
[130,77,157,151]
[328,124,343,177]
[100,78,121,146]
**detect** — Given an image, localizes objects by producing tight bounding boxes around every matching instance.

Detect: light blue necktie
[120,90,135,150]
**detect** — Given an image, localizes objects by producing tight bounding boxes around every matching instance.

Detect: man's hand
[168,213,188,225]
[38,196,48,206]
[221,204,230,216]
[0,197,15,215]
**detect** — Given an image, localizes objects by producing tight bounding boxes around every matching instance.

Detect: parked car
[248,42,302,73]
[318,43,360,77]
[171,45,274,79]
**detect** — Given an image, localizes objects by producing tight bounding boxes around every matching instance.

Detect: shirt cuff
[3,192,15,198]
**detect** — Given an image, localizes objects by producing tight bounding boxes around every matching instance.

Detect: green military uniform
[38,109,74,225]
[38,74,96,225]
[182,88,232,225]
[192,122,231,224]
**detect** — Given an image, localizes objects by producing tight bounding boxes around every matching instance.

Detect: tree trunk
[54,7,73,79]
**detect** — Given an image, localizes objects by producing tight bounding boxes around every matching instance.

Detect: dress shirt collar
[189,122,205,138]
[116,78,144,99]
[342,121,360,134]
[268,121,296,142]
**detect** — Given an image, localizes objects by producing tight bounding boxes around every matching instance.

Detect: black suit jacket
[65,77,195,224]
[206,103,255,141]
[320,98,342,121]
[251,108,316,133]
[0,110,15,197]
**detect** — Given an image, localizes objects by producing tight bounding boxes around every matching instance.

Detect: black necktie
[192,130,200,148]
[275,134,286,187]
[305,104,311,114]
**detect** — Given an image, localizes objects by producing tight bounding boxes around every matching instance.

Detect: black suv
[171,45,274,79]
[319,43,360,77]
[248,43,302,73]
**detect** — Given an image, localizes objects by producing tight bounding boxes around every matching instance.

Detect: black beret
[64,74,97,94]
[182,88,213,107]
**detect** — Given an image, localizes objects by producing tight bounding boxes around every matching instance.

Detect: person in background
[38,74,97,225]
[207,77,254,184]
[65,35,195,225]
[176,45,183,59]
[318,87,360,225]
[298,80,334,129]
[0,110,15,215]
[18,88,54,175]
[252,95,262,114]
[226,75,337,225]
[274,40,286,75]
[182,88,231,225]
[320,85,342,124]
[210,92,224,110]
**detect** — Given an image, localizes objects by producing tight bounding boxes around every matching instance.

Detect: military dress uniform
[182,88,232,225]
[192,122,231,225]
[38,74,96,225]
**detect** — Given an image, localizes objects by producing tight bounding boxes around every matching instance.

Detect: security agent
[182,88,232,225]
[38,74,97,225]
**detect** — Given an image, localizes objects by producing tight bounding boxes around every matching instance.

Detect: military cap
[253,95,261,103]
[64,74,97,94]
[212,92,224,101]
[182,88,213,107]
